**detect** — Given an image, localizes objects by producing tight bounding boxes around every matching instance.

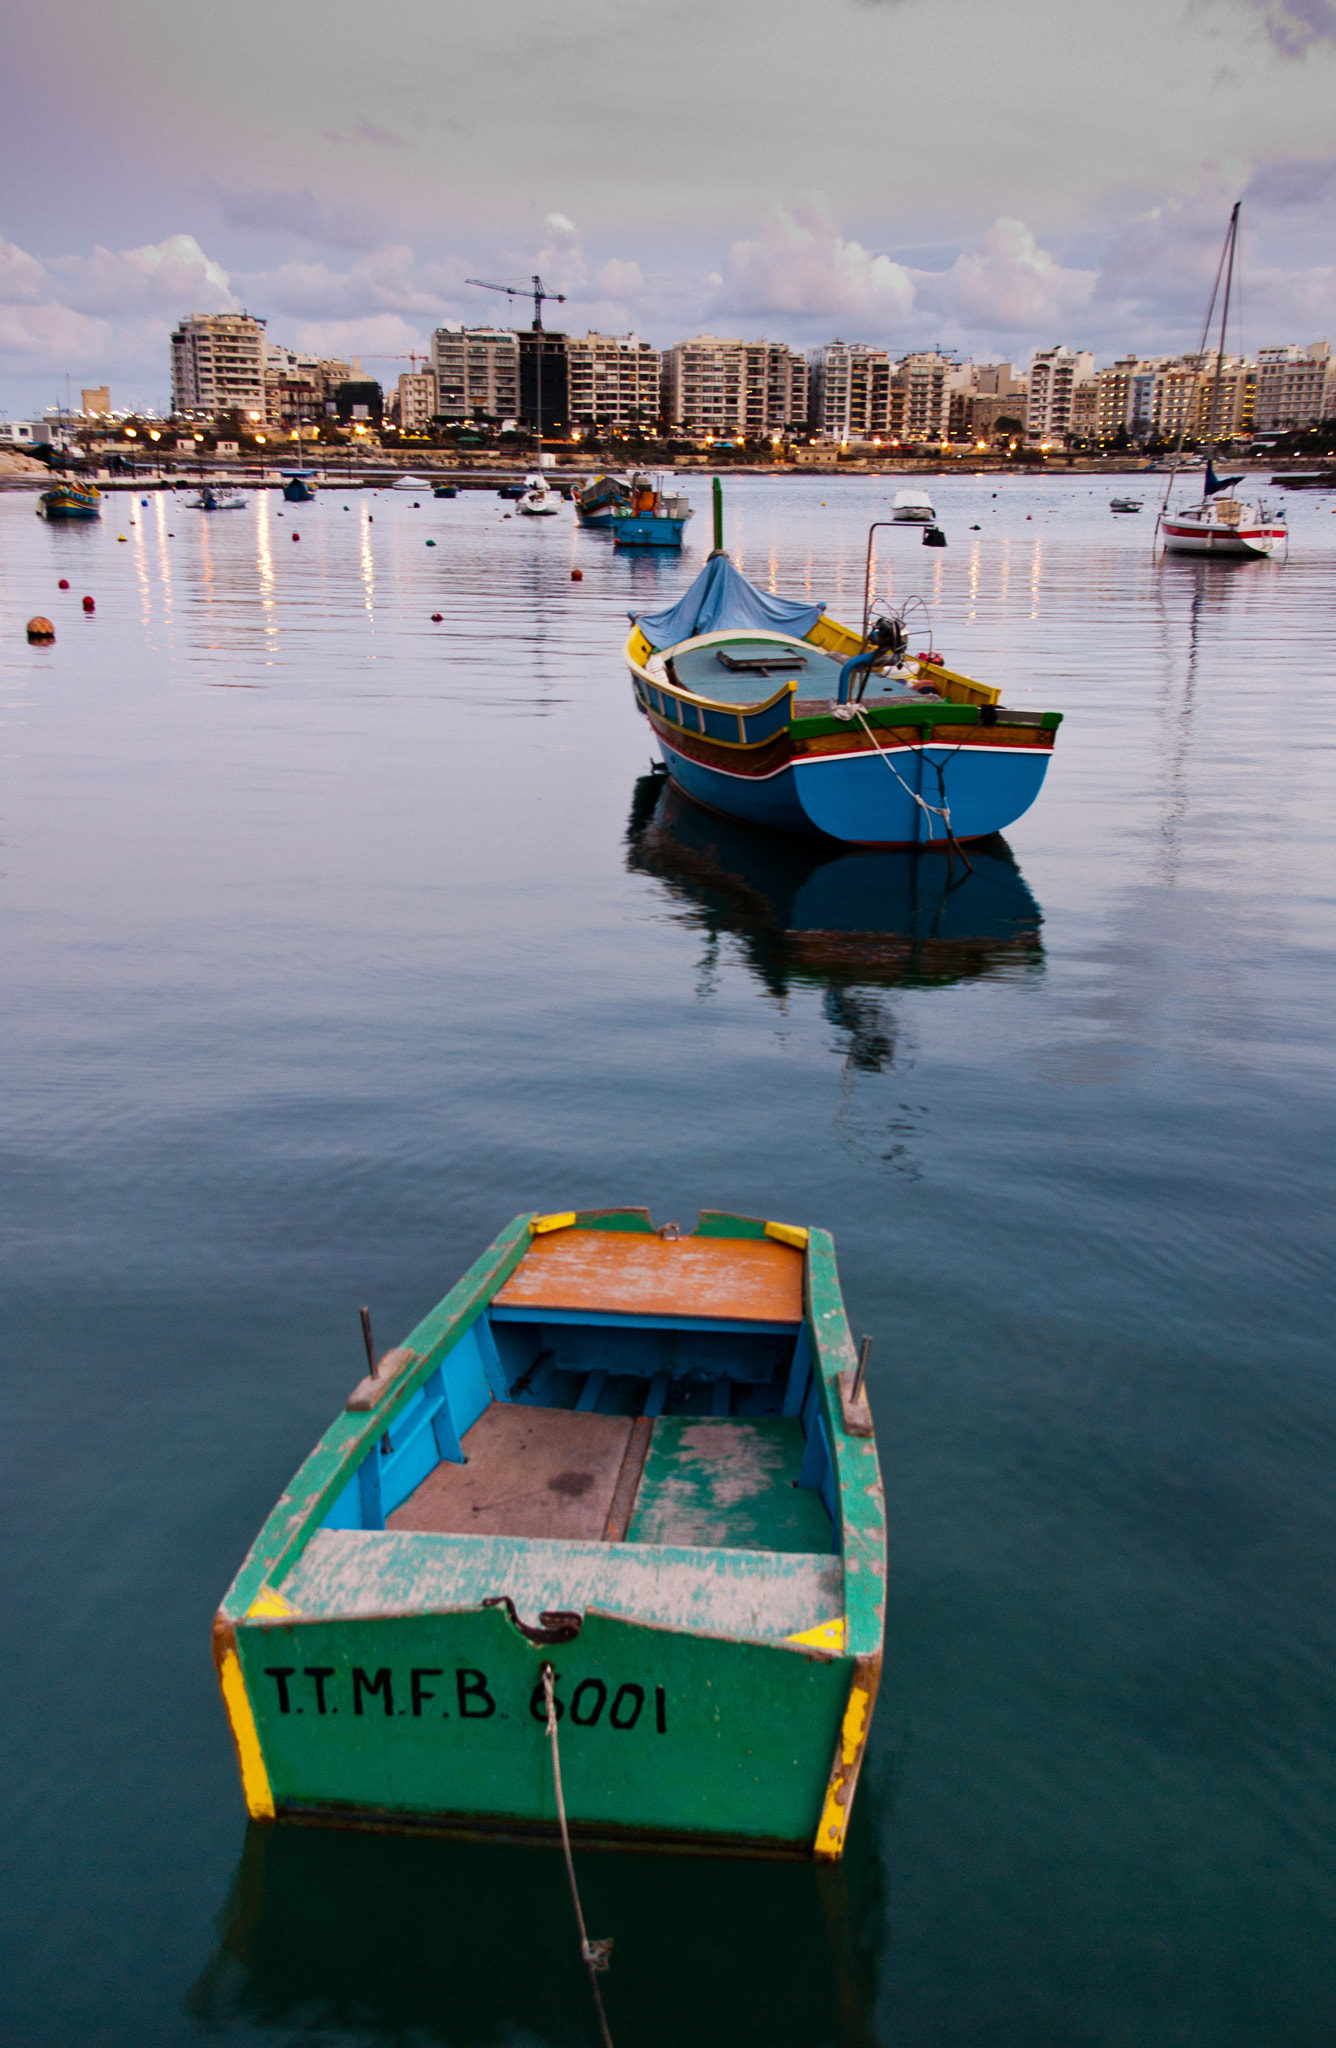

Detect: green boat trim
[214,1208,886,1860]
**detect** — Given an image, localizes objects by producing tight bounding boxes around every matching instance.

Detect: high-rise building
[807,341,891,440]
[663,336,806,437]
[263,344,349,426]
[890,352,953,443]
[171,312,268,418]
[1253,342,1333,432]
[662,337,747,435]
[519,330,569,435]
[397,371,436,431]
[431,326,520,422]
[1026,346,1095,443]
[565,334,660,427]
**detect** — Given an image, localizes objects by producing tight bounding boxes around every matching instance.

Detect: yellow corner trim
[787,1617,847,1653]
[814,1681,872,1860]
[765,1220,809,1250]
[246,1587,297,1619]
[219,1645,276,1821]
[531,1211,577,1236]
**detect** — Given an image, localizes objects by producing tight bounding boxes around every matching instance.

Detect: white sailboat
[516,470,560,516]
[1157,205,1287,561]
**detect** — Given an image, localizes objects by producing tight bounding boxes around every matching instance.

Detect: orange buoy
[27,616,55,644]
[571,568,583,581]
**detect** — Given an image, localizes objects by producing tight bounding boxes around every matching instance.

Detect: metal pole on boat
[852,1335,872,1406]
[711,474,724,555]
[359,1306,377,1376]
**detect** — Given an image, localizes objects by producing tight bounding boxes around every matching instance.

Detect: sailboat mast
[1207,203,1240,449]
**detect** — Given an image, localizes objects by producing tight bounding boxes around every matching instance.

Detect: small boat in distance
[37,480,101,520]
[611,473,692,548]
[1158,204,1287,561]
[516,471,561,516]
[891,488,935,524]
[623,502,1062,847]
[1110,496,1143,513]
[434,482,458,498]
[574,472,632,527]
[213,1207,885,1860]
[281,471,317,503]
[188,483,248,511]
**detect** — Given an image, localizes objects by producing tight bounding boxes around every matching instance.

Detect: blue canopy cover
[631,553,824,648]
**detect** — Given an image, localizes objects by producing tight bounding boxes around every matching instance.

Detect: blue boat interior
[663,635,932,712]
[322,1304,838,1557]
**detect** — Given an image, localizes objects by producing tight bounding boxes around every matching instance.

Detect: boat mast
[1206,203,1240,456]
[1155,205,1237,542]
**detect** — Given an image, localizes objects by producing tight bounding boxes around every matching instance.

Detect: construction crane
[358,352,431,371]
[465,274,566,331]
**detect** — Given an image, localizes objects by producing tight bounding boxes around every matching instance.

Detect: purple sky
[3,0,1335,415]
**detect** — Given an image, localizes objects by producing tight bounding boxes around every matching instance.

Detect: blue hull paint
[282,479,315,503]
[658,735,1052,846]
[614,514,687,548]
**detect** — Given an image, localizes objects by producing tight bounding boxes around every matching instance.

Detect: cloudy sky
[3,0,1335,414]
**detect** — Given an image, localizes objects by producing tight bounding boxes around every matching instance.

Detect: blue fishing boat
[36,480,101,521]
[623,493,1061,848]
[434,482,458,499]
[612,473,692,548]
[281,471,317,503]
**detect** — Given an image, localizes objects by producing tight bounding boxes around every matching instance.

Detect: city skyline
[3,0,1336,415]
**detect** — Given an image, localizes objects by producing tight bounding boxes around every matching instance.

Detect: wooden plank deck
[626,1418,832,1555]
[387,1404,634,1543]
[494,1229,804,1324]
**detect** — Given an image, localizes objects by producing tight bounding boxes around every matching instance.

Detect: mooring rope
[832,702,974,871]
[542,1663,615,2048]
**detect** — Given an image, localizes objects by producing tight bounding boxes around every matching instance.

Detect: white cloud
[711,200,917,325]
[545,212,578,234]
[926,218,1095,334]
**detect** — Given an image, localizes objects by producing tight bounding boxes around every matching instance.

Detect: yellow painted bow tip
[246,1587,298,1619]
[787,1617,847,1653]
[531,1211,577,1235]
[765,1220,809,1250]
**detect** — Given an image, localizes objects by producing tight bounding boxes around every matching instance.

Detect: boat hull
[1161,520,1284,558]
[218,1578,862,1856]
[282,480,315,503]
[37,491,100,521]
[655,728,1053,846]
[614,514,688,547]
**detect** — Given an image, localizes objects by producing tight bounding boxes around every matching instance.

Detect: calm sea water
[1,473,1333,2048]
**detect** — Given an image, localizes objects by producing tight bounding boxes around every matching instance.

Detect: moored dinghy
[623,509,1063,846]
[214,1207,885,1860]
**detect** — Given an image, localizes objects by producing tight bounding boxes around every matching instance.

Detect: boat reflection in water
[627,772,1045,1009]
[190,1817,883,2047]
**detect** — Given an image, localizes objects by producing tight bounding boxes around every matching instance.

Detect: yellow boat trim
[787,1616,847,1653]
[246,1587,298,1619]
[814,1679,872,1860]
[531,1211,577,1236]
[219,1643,276,1820]
[765,1220,809,1250]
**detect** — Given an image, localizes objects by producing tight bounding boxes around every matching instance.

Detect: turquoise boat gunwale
[214,1207,885,1861]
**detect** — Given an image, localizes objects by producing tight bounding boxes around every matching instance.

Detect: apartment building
[1026,346,1095,443]
[891,352,953,442]
[262,344,351,427]
[742,342,808,435]
[171,312,268,418]
[661,337,747,435]
[397,371,436,431]
[565,334,660,427]
[807,341,891,440]
[432,326,520,421]
[1253,342,1333,432]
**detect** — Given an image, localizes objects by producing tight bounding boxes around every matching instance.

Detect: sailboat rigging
[1156,205,1287,560]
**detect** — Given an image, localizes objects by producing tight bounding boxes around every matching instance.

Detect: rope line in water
[542,1662,615,2048]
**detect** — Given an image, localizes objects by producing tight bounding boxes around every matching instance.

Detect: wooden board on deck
[495,1228,804,1323]
[387,1403,633,1542]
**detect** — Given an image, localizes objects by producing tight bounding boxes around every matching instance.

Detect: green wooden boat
[214,1207,885,1859]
